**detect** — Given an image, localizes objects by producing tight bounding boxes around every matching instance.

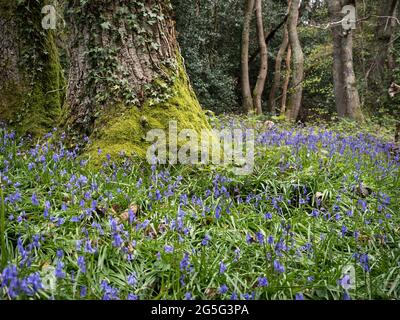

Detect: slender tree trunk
[328,0,347,117]
[285,0,304,121]
[328,0,363,121]
[269,25,289,113]
[241,0,256,114]
[253,0,268,115]
[0,0,64,136]
[64,0,210,159]
[341,25,363,120]
[281,45,292,115]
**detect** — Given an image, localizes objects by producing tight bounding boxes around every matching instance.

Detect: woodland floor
[0,115,399,300]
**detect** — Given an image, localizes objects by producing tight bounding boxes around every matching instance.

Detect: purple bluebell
[219,261,227,274]
[258,277,268,287]
[219,284,228,294]
[77,256,86,273]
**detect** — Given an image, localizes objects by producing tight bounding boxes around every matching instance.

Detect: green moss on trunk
[85,61,211,166]
[0,1,65,136]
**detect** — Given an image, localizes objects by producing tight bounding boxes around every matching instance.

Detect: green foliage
[173,0,245,113]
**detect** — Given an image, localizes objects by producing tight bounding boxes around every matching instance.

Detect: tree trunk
[328,0,363,121]
[281,45,292,115]
[64,0,210,160]
[328,0,347,117]
[241,0,256,114]
[341,24,363,120]
[0,0,65,136]
[253,0,268,115]
[269,25,289,113]
[285,0,304,122]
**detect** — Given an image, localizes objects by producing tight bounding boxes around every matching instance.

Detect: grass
[0,116,399,300]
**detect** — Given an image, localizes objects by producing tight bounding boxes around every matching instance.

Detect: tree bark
[341,23,363,120]
[269,25,289,113]
[253,0,268,115]
[328,0,347,117]
[328,0,363,121]
[281,45,292,115]
[64,0,210,159]
[285,0,304,121]
[241,0,256,114]
[0,0,64,136]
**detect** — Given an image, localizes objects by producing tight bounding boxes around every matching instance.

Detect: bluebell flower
[215,204,222,219]
[164,245,174,253]
[127,293,138,300]
[241,292,255,300]
[31,193,39,206]
[55,261,66,279]
[343,291,351,300]
[80,286,87,298]
[310,209,319,217]
[56,249,64,259]
[112,233,123,248]
[295,293,304,300]
[341,224,348,237]
[201,235,211,246]
[180,274,186,287]
[127,273,137,287]
[77,256,86,273]
[346,209,354,217]
[264,212,273,220]
[219,261,227,274]
[100,280,119,300]
[273,259,285,273]
[219,284,228,294]
[258,277,268,287]
[184,292,192,300]
[339,274,352,290]
[358,253,370,272]
[180,253,191,272]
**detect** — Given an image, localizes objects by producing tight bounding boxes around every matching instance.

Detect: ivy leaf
[100,21,111,30]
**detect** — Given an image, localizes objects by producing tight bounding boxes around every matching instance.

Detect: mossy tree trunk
[0,0,65,136]
[64,0,210,160]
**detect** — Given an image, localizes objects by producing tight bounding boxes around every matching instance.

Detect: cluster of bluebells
[0,265,43,299]
[0,121,399,300]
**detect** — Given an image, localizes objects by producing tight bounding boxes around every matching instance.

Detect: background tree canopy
[174,0,400,122]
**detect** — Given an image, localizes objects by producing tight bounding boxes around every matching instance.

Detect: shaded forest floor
[0,115,399,300]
